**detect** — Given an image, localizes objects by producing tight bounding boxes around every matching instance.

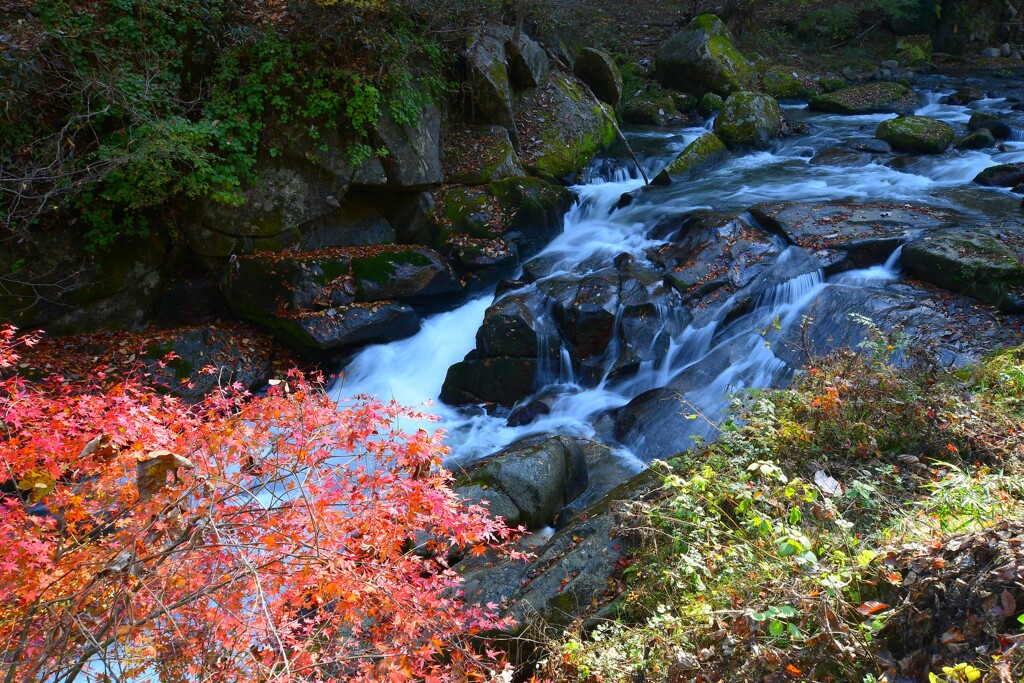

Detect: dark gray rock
[956,128,997,150]
[464,25,519,150]
[507,32,549,88]
[573,47,623,107]
[809,147,872,167]
[440,355,538,407]
[968,112,1013,140]
[973,163,1024,188]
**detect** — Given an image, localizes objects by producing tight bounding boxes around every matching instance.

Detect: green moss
[876,115,953,154]
[317,258,351,284]
[762,66,819,100]
[653,132,728,184]
[698,92,725,117]
[352,250,431,290]
[713,92,782,149]
[809,82,918,115]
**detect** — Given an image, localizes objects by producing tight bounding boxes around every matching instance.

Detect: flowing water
[331,74,1024,468]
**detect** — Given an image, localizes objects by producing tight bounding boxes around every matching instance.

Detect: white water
[332,74,1024,466]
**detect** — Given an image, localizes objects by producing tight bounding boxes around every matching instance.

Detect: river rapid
[331,73,1024,470]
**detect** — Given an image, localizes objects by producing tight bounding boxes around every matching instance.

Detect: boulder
[941,87,984,105]
[903,224,1024,312]
[457,435,588,530]
[809,147,872,167]
[573,47,622,107]
[515,71,618,182]
[818,76,847,93]
[895,34,933,66]
[968,112,1013,140]
[0,227,169,334]
[981,47,1002,58]
[808,82,918,115]
[955,129,997,150]
[442,125,524,186]
[371,104,444,188]
[440,355,537,407]
[844,137,892,153]
[712,92,782,149]
[464,25,518,150]
[475,292,557,359]
[973,163,1024,188]
[223,245,462,354]
[654,13,754,97]
[749,201,960,273]
[697,92,724,117]
[875,115,954,154]
[536,269,620,379]
[652,132,729,184]
[507,33,549,89]
[620,99,667,125]
[761,66,819,100]
[430,177,573,259]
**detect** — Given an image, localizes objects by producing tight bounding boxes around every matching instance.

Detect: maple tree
[0,324,516,682]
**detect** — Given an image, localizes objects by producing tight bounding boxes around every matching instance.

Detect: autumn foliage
[0,324,515,682]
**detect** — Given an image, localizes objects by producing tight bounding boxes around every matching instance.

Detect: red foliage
[0,324,515,682]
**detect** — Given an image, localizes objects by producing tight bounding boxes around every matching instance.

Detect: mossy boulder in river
[761,66,820,100]
[652,132,728,184]
[655,13,753,98]
[903,225,1024,312]
[573,47,622,107]
[973,163,1024,189]
[875,116,954,154]
[698,92,724,117]
[515,70,617,182]
[809,82,918,115]
[713,92,782,149]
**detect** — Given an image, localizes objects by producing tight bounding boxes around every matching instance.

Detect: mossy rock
[875,115,954,154]
[515,70,618,182]
[973,163,1024,188]
[350,247,463,302]
[818,76,847,93]
[272,303,421,355]
[968,112,1012,140]
[673,92,699,111]
[956,129,997,150]
[654,13,754,98]
[762,66,820,100]
[895,34,933,66]
[698,92,725,117]
[621,99,666,125]
[713,92,782,149]
[903,225,1024,312]
[809,82,918,115]
[573,47,623,107]
[652,132,729,184]
[464,25,518,149]
[442,125,525,186]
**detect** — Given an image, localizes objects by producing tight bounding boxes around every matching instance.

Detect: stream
[331,74,1024,471]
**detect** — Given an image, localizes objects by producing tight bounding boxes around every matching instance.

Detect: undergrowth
[534,322,1024,683]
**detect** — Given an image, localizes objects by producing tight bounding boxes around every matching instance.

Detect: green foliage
[538,330,1024,683]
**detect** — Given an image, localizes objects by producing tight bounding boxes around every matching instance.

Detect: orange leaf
[856,601,889,616]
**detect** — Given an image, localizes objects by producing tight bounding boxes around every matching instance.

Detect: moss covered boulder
[903,225,1024,312]
[652,132,728,184]
[761,66,820,100]
[431,176,573,258]
[968,112,1012,140]
[442,125,525,186]
[698,92,724,117]
[809,82,919,115]
[973,163,1024,189]
[875,116,954,154]
[655,13,754,98]
[573,47,622,107]
[713,92,782,149]
[223,245,463,354]
[515,71,617,182]
[956,129,997,150]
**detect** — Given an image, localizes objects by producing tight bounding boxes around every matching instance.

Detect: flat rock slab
[749,202,961,271]
[903,223,1024,312]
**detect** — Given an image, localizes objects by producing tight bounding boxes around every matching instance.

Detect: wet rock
[808,82,919,115]
[941,86,984,105]
[875,115,954,154]
[712,92,782,149]
[573,47,622,107]
[440,354,538,407]
[456,434,588,530]
[271,303,420,354]
[968,112,1012,140]
[955,128,997,150]
[903,224,1024,312]
[651,132,729,184]
[809,147,872,167]
[476,291,556,359]
[980,47,1002,58]
[454,484,521,526]
[450,238,520,291]
[507,32,549,89]
[973,162,1024,188]
[749,201,960,273]
[761,66,820,100]
[442,125,525,186]
[537,269,620,375]
[654,13,754,98]
[515,70,617,182]
[844,137,892,153]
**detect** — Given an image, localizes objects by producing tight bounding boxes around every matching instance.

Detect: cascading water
[332,74,1024,467]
